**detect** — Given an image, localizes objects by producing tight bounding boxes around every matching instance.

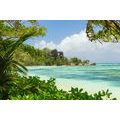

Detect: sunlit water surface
[27,64,120,98]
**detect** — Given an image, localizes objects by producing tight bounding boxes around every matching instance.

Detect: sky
[26,20,87,44]
[26,20,120,63]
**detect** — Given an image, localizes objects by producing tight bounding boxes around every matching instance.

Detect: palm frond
[12,60,28,75]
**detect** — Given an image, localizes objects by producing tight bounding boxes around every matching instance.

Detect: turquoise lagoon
[27,64,120,98]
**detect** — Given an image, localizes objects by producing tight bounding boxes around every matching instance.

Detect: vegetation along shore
[1,20,120,100]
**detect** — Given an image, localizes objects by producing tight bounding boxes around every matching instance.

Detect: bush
[7,75,117,100]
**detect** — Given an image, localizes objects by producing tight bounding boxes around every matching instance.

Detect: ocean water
[27,64,120,98]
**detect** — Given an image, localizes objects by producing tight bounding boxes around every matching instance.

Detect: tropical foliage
[0,20,46,41]
[0,39,28,99]
[1,40,94,66]
[8,75,116,100]
[0,20,46,99]
[0,20,118,100]
[86,20,120,42]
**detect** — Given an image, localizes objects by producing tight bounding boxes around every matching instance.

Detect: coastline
[56,78,120,99]
[27,73,120,99]
[27,65,120,99]
[26,63,96,68]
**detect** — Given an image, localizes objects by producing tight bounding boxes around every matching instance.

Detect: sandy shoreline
[28,73,120,99]
[56,79,120,99]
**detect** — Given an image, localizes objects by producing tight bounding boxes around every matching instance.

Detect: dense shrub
[7,75,117,100]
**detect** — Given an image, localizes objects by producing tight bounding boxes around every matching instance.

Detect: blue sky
[38,20,87,43]
[26,20,87,44]
[26,20,120,63]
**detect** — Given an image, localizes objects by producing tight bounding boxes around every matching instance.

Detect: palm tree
[0,20,46,99]
[0,34,33,99]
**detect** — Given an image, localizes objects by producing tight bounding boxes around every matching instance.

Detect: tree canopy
[86,20,120,42]
[0,20,46,41]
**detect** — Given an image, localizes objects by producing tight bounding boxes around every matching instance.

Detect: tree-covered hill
[0,40,95,66]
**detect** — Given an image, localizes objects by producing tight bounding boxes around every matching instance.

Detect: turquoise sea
[27,64,120,98]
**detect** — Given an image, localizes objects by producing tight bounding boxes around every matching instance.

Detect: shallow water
[27,64,120,98]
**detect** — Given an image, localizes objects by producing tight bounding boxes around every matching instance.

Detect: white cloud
[34,40,56,49]
[34,30,120,63]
